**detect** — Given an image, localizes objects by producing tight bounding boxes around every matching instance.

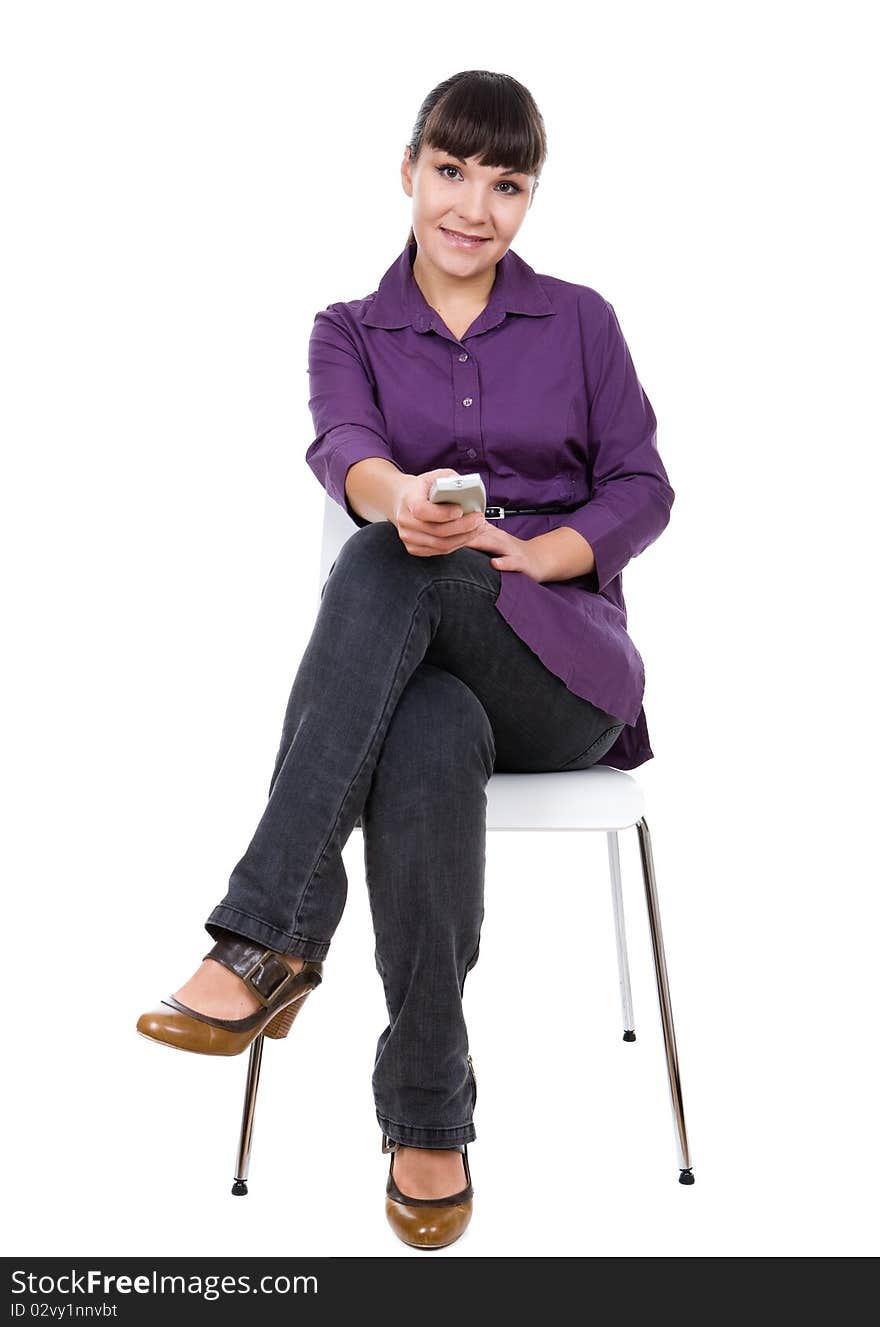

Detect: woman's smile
[440,226,491,249]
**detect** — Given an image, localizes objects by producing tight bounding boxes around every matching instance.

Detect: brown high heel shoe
[136,932,323,1056]
[383,1051,479,1249]
[383,1137,474,1250]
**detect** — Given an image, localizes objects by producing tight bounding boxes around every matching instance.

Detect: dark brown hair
[404,70,547,247]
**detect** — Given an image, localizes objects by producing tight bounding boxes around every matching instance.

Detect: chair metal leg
[231,1034,266,1195]
[634,815,695,1185]
[606,830,636,1041]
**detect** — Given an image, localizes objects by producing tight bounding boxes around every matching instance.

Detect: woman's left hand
[460,517,549,583]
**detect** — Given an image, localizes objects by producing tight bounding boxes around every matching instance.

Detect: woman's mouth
[440,227,491,249]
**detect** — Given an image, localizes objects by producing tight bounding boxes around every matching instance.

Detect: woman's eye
[436,164,520,194]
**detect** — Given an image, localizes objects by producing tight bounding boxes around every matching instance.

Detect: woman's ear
[401,145,414,198]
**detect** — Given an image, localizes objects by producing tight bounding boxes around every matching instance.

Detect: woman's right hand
[392,469,487,559]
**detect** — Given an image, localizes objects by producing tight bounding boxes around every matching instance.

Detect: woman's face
[401,144,536,277]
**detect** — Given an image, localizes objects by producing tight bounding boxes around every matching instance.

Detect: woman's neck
[412,246,497,323]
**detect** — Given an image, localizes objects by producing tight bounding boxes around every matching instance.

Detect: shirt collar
[360,238,555,335]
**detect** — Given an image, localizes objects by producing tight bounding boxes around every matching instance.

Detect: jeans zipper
[467,1053,477,1110]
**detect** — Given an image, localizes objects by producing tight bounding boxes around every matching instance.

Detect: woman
[137,69,674,1251]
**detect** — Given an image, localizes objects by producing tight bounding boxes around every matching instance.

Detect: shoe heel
[264,990,312,1040]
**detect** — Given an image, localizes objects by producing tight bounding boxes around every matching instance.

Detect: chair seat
[486,767,645,832]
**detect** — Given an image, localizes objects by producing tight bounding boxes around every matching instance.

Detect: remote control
[427,473,487,516]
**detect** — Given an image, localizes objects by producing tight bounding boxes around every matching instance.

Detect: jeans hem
[376,1111,476,1148]
[204,906,330,961]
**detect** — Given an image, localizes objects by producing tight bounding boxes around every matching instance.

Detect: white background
[3,0,877,1259]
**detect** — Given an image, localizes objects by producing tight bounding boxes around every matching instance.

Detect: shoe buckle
[381,1134,399,1154]
[242,951,296,1005]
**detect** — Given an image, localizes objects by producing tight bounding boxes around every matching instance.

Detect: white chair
[229,495,694,1194]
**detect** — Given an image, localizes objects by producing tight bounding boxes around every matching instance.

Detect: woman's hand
[391,470,489,558]
[391,470,550,582]
[461,521,550,582]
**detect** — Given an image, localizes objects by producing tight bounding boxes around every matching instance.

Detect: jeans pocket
[558,721,626,771]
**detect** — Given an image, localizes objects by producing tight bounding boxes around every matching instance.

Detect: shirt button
[458,352,468,362]
[466,448,477,459]
[462,397,473,407]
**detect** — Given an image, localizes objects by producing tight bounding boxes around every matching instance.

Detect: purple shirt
[305,239,674,770]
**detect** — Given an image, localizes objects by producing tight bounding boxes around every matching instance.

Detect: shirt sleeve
[305,306,405,527]
[560,298,675,592]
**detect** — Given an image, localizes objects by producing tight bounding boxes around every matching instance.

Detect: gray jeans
[205,520,625,1148]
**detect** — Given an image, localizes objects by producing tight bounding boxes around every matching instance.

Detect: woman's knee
[321,520,415,603]
[336,518,401,569]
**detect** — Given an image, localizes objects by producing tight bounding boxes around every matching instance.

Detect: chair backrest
[317,492,359,608]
